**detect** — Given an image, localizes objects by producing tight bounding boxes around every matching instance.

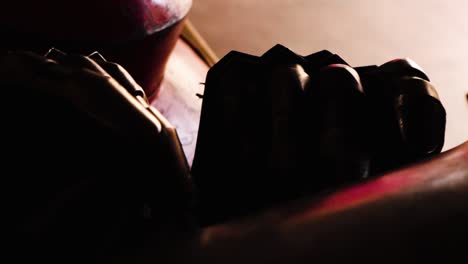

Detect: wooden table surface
[188,0,468,151]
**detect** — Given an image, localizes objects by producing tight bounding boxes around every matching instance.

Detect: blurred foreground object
[0,0,192,99]
[192,45,447,226]
[2,50,194,261]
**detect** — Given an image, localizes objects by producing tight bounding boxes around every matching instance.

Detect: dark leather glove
[192,44,446,226]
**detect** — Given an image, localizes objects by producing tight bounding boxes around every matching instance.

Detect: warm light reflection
[289,142,468,223]
[293,64,310,91]
[199,143,468,246]
[145,0,192,34]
